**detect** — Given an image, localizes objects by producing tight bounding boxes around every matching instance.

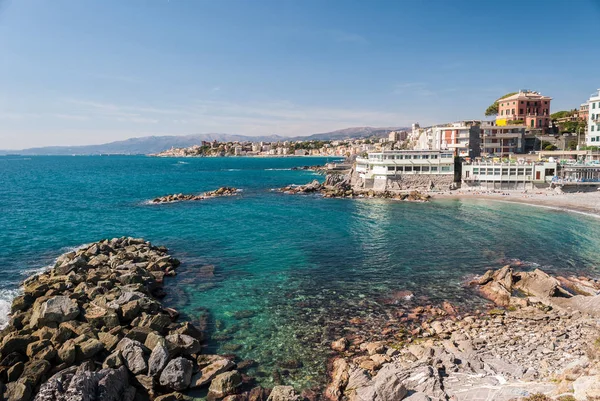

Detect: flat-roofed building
[462,161,557,190]
[586,89,600,146]
[480,121,525,157]
[355,150,455,191]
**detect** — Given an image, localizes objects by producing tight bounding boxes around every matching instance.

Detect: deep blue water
[1,155,600,389]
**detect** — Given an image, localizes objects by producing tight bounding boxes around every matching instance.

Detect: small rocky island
[151,187,239,204]
[280,175,431,202]
[0,238,302,401]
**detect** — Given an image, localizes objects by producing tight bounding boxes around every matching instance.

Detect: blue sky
[1,0,599,149]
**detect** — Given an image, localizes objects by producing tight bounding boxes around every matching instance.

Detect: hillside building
[496,90,552,131]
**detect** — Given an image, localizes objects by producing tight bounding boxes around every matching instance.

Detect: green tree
[484,92,518,116]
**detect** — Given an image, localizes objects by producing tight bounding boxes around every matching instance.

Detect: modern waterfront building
[480,121,525,156]
[355,150,455,190]
[496,90,552,131]
[462,161,557,190]
[586,89,600,146]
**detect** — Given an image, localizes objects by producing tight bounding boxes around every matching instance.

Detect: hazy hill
[1,126,408,155]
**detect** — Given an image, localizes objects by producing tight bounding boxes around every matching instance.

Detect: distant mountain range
[0,126,407,155]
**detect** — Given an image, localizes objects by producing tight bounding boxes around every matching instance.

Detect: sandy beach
[432,187,600,217]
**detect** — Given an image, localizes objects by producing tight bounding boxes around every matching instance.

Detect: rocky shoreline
[3,240,600,401]
[0,238,303,401]
[279,176,431,202]
[151,187,239,204]
[323,266,600,401]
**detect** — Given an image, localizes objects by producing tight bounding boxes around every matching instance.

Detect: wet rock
[266,385,304,401]
[331,338,348,353]
[208,370,243,398]
[325,358,349,401]
[159,357,193,391]
[190,357,235,388]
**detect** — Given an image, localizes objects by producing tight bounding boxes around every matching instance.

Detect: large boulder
[30,296,79,327]
[190,357,235,388]
[208,370,242,398]
[165,334,201,356]
[34,365,136,401]
[4,382,31,401]
[148,339,170,377]
[159,357,193,391]
[513,269,570,299]
[117,338,148,375]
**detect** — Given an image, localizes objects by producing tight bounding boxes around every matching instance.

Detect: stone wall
[385,174,455,191]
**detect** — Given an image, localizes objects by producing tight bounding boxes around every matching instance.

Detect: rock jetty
[279,176,430,202]
[324,266,600,401]
[0,237,294,401]
[151,187,239,204]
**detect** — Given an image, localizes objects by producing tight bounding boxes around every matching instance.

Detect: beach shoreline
[430,188,600,217]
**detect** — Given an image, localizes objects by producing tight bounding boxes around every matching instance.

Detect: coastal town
[154,89,600,197]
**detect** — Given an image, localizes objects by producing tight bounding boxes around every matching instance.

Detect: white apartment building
[586,89,600,146]
[411,122,480,158]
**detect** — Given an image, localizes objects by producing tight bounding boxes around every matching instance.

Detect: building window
[405,166,413,172]
[501,110,504,116]
[594,103,597,109]
[431,166,438,172]
[441,166,451,172]
[519,109,523,114]
[422,166,430,172]
[512,109,515,114]
[592,126,595,131]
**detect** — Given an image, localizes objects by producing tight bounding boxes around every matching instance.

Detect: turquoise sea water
[1,155,600,390]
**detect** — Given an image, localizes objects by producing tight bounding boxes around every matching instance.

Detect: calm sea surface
[1,155,600,390]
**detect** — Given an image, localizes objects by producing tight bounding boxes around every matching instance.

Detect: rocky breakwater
[0,237,303,401]
[151,187,239,204]
[280,175,430,202]
[324,266,600,401]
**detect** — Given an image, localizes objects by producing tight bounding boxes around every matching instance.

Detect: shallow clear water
[1,155,600,390]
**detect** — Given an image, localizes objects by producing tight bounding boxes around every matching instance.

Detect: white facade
[356,150,455,179]
[462,161,557,189]
[586,89,600,146]
[411,122,478,157]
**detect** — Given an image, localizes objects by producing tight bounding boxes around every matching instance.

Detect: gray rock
[159,357,193,391]
[148,339,170,377]
[34,366,136,401]
[165,334,201,356]
[117,338,148,375]
[30,296,80,327]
